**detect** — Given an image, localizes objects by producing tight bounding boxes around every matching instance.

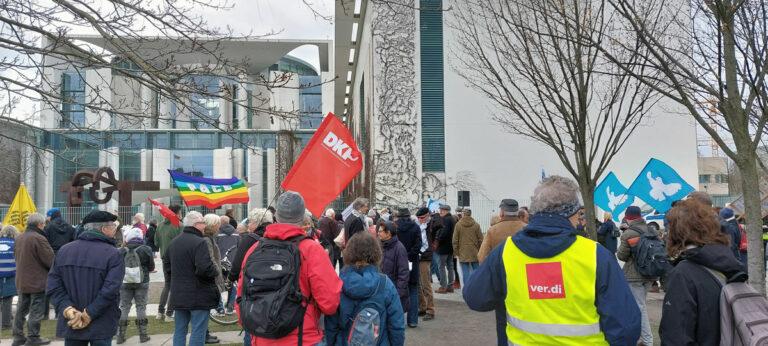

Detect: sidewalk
[40,331,245,346]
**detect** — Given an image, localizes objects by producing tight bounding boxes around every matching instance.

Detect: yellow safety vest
[502,236,607,345]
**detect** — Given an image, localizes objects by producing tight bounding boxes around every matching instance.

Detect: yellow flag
[2,184,36,232]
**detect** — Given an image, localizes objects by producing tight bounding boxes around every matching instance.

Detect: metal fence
[0,204,250,227]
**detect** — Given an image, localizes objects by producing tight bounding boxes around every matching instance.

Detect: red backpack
[738,224,748,252]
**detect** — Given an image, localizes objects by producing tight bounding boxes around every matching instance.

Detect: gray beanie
[275,191,306,225]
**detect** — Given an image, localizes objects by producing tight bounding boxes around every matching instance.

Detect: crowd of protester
[0,175,762,345]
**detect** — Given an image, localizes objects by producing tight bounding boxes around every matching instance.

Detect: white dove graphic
[647,171,682,201]
[606,186,627,210]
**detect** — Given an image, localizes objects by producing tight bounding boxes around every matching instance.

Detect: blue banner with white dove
[594,172,634,221]
[627,158,694,213]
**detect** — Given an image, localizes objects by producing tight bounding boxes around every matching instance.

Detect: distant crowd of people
[0,174,762,345]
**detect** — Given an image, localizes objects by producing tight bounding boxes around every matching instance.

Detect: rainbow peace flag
[169,170,249,208]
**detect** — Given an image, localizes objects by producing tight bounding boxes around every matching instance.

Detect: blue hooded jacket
[462,213,640,346]
[47,230,125,341]
[325,265,405,346]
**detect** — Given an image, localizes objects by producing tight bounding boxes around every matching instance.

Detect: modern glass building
[31,38,332,216]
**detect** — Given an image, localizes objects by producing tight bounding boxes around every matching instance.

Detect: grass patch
[0,318,242,340]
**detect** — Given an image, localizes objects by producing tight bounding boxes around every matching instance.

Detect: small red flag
[281,113,363,216]
[148,198,180,227]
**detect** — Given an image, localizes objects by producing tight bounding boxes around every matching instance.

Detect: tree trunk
[577,174,598,240]
[737,153,766,294]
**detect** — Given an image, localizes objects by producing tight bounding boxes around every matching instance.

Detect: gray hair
[203,213,221,228]
[133,213,145,223]
[529,176,582,216]
[183,211,204,227]
[353,197,369,211]
[220,215,230,224]
[248,208,273,226]
[325,208,335,217]
[84,222,115,232]
[0,225,18,239]
[26,213,45,228]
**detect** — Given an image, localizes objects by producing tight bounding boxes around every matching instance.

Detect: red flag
[148,198,180,227]
[281,113,363,216]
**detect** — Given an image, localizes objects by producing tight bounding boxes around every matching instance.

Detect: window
[150,133,170,149]
[359,75,367,152]
[231,84,239,130]
[173,133,215,149]
[715,174,729,184]
[420,0,445,172]
[119,150,142,182]
[188,75,221,129]
[112,133,145,149]
[246,89,253,129]
[61,71,86,128]
[52,149,99,207]
[699,174,712,184]
[171,150,214,178]
[299,75,323,129]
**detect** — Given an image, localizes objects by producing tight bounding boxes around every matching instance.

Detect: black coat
[436,214,455,255]
[395,217,422,285]
[380,236,409,311]
[44,217,76,254]
[163,227,219,310]
[146,224,159,252]
[227,232,260,283]
[659,244,746,346]
[720,219,742,260]
[344,215,366,242]
[119,242,155,284]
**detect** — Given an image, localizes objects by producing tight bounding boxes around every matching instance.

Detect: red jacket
[238,223,342,346]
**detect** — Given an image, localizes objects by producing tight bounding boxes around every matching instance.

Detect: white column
[85,68,113,130]
[246,148,264,209]
[152,149,172,205]
[37,151,55,209]
[212,148,233,178]
[99,148,120,211]
[266,148,277,206]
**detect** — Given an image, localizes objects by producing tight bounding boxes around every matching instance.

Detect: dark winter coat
[227,225,265,283]
[146,223,158,252]
[380,236,409,312]
[720,219,742,261]
[344,214,366,242]
[325,265,405,346]
[119,241,155,284]
[215,225,239,266]
[436,213,455,255]
[463,213,641,346]
[596,219,619,254]
[395,217,422,285]
[420,216,441,262]
[162,227,219,311]
[659,244,746,346]
[44,216,76,254]
[15,227,54,294]
[452,215,483,262]
[47,230,124,341]
[318,216,340,246]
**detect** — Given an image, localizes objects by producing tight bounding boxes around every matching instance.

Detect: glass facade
[61,71,86,128]
[119,150,142,182]
[299,75,323,129]
[171,150,214,178]
[52,149,100,208]
[188,75,221,129]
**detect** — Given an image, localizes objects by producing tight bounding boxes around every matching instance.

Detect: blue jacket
[325,265,405,346]
[0,238,16,298]
[720,219,742,261]
[462,213,640,346]
[47,231,125,341]
[597,220,619,254]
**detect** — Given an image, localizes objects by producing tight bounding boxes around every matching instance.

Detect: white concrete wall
[266,148,277,205]
[152,149,171,204]
[85,68,113,130]
[213,148,234,178]
[246,148,264,209]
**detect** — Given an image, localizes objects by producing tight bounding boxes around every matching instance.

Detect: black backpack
[631,226,672,277]
[239,235,308,341]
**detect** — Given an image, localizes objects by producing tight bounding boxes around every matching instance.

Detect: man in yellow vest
[464,176,640,345]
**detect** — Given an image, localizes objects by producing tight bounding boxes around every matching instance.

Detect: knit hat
[415,207,430,217]
[122,226,144,243]
[720,208,735,220]
[275,191,306,225]
[46,208,61,218]
[625,206,642,220]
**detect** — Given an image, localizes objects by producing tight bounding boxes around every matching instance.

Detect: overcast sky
[2,0,334,121]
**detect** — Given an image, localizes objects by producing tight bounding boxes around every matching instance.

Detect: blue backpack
[347,275,386,346]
